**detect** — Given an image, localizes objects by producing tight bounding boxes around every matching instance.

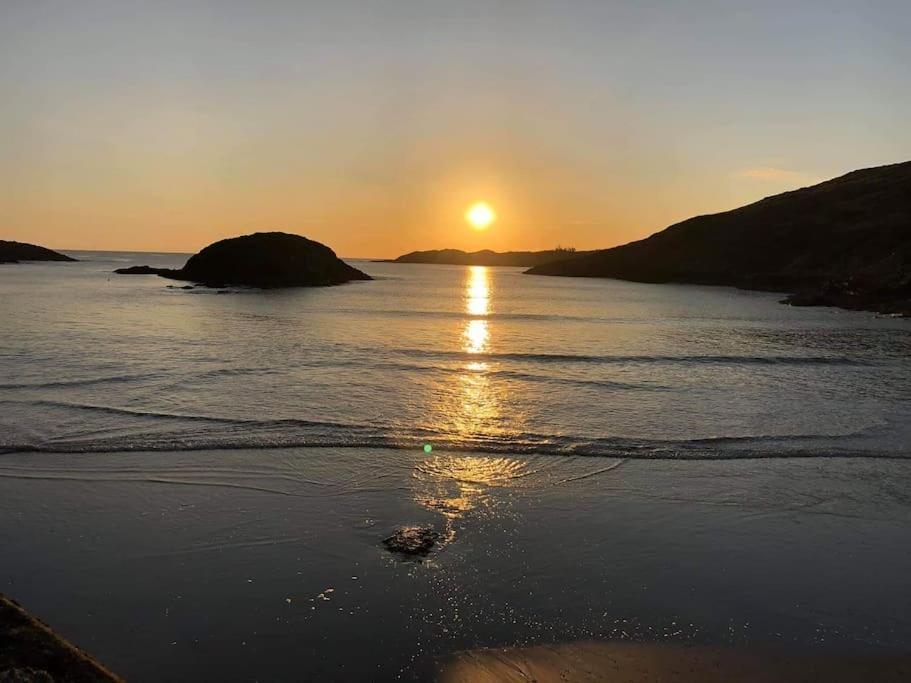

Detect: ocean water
[2,251,910,459]
[3,252,911,680]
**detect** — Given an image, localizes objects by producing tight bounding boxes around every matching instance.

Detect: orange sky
[2,2,908,257]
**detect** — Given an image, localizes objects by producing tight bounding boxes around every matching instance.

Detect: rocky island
[382,247,589,268]
[0,241,76,264]
[115,232,371,288]
[527,161,911,316]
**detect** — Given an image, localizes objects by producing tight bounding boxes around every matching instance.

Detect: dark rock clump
[114,265,179,276]
[783,278,911,317]
[114,232,371,288]
[383,526,440,557]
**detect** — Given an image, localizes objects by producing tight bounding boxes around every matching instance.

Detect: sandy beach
[2,447,910,680]
[437,641,911,682]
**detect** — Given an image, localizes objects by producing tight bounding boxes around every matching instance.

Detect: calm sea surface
[2,252,911,680]
[2,251,910,458]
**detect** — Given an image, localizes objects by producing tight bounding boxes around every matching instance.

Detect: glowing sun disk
[466,202,495,230]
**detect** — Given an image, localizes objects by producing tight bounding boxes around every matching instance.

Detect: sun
[465,202,496,231]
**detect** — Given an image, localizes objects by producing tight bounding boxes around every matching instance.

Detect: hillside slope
[527,161,911,314]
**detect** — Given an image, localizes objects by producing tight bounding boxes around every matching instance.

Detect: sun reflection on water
[465,265,490,317]
[464,319,489,354]
[463,267,491,356]
[457,266,498,433]
[414,266,527,525]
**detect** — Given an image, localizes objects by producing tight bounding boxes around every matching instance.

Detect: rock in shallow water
[115,265,178,276]
[382,526,440,556]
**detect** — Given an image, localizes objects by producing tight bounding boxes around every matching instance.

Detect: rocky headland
[527,161,911,316]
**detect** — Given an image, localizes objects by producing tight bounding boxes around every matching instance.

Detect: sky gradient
[2,0,909,257]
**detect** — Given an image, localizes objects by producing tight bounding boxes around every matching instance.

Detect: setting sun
[465,202,496,230]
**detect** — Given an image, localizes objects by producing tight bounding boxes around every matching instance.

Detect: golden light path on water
[459,266,496,433]
[414,266,529,530]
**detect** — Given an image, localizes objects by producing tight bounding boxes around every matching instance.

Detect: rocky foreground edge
[0,594,122,682]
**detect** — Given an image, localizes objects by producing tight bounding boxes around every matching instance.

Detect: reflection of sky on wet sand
[413,455,529,520]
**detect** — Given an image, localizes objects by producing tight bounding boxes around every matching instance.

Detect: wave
[0,352,867,396]
[2,398,373,430]
[312,360,666,391]
[390,349,870,366]
[326,307,641,324]
[0,366,297,392]
[4,440,902,460]
[1,405,901,460]
[0,373,161,391]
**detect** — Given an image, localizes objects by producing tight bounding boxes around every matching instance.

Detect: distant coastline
[379,247,590,267]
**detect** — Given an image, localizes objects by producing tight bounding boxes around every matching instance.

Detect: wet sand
[438,641,911,682]
[1,448,910,680]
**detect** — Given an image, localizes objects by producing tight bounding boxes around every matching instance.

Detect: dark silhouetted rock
[783,278,911,317]
[527,161,911,316]
[0,241,76,264]
[382,247,591,267]
[0,594,122,682]
[114,265,178,276]
[382,526,440,556]
[115,232,371,288]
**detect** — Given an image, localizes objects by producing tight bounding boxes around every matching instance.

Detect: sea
[1,252,910,681]
[2,251,909,459]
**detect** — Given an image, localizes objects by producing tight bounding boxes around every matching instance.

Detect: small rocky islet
[115,232,371,288]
